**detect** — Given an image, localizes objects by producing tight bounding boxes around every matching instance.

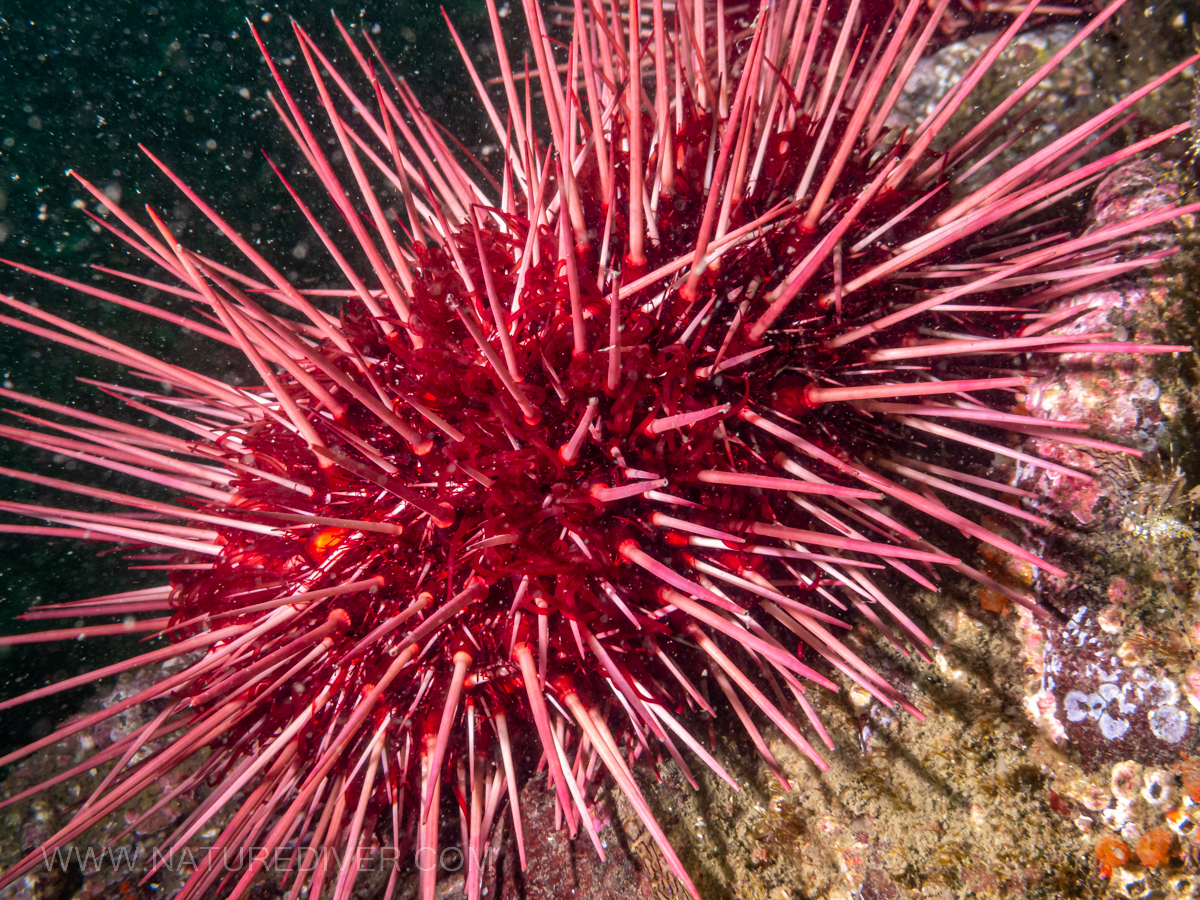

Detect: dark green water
[0,0,495,755]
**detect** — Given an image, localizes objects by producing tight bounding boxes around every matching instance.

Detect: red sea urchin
[0,0,1195,897]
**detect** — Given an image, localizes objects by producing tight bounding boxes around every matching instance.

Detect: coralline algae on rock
[1022,597,1195,769]
[1003,144,1200,894]
[1019,156,1188,525]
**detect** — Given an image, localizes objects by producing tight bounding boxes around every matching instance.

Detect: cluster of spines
[0,0,1195,899]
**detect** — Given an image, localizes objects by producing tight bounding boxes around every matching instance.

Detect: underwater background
[0,0,493,758]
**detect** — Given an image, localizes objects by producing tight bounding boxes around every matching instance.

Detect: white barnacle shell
[1100,712,1131,740]
[1142,769,1173,806]
[1149,705,1189,744]
[1111,761,1143,803]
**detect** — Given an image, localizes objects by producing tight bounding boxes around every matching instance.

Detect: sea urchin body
[0,0,1196,898]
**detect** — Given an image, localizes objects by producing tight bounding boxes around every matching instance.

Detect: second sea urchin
[0,0,1196,897]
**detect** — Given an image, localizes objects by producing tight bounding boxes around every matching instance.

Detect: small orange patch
[1095,834,1132,869]
[1182,768,1200,803]
[1135,828,1173,868]
[978,588,1010,614]
[977,543,1006,567]
[307,526,349,561]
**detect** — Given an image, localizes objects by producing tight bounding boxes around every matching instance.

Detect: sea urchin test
[0,0,1195,898]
